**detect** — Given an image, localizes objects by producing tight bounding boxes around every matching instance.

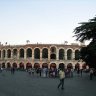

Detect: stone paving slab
[0,71,96,96]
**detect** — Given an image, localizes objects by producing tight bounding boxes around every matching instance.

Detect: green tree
[73,16,96,68]
[74,16,96,42]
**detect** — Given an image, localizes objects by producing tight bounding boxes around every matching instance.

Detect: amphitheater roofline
[0,43,86,49]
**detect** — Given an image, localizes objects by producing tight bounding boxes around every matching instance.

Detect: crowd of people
[0,66,96,90]
[0,66,95,80]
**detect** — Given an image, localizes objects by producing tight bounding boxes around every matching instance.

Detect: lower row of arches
[0,62,87,70]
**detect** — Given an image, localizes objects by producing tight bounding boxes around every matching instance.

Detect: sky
[0,0,96,45]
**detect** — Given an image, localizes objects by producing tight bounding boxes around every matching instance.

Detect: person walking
[57,68,65,90]
[90,68,94,80]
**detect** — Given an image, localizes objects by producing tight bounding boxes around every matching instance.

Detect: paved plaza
[0,70,96,96]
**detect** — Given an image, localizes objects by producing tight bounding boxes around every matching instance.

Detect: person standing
[32,68,35,76]
[90,68,94,80]
[28,68,31,75]
[57,68,65,90]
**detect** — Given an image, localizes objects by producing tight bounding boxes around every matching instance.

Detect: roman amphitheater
[0,43,86,69]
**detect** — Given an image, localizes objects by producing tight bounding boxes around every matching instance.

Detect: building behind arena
[0,43,86,70]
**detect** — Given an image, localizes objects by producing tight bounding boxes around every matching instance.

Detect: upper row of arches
[0,47,80,60]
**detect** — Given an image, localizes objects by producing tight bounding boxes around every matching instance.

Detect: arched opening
[42,48,48,58]
[34,48,40,59]
[2,63,5,68]
[50,54,56,59]
[50,47,56,53]
[59,49,65,60]
[34,63,40,69]
[7,49,11,58]
[19,62,24,69]
[19,49,24,58]
[67,63,73,69]
[26,63,32,69]
[26,48,32,58]
[75,50,80,60]
[13,63,17,68]
[2,50,6,58]
[50,47,56,59]
[50,63,56,69]
[82,63,86,69]
[42,63,48,68]
[67,49,72,60]
[75,63,80,70]
[59,63,65,69]
[7,62,11,68]
[13,49,17,57]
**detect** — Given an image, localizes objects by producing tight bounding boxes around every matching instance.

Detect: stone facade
[0,43,85,69]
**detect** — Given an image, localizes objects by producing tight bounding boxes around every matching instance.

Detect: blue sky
[0,0,96,45]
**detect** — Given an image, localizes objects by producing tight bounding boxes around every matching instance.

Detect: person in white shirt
[57,68,65,90]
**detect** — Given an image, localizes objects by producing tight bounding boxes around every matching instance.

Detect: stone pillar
[17,50,19,60]
[56,63,59,69]
[48,48,50,68]
[40,49,42,61]
[17,62,19,68]
[48,48,50,61]
[40,49,42,68]
[5,49,7,68]
[72,51,75,60]
[5,49,7,59]
[11,50,13,59]
[56,49,59,60]
[65,50,67,60]
[24,63,26,69]
[24,49,26,59]
[40,63,42,68]
[32,49,34,66]
[5,62,7,68]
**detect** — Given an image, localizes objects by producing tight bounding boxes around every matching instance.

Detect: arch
[50,46,57,59]
[75,50,80,60]
[2,63,5,68]
[26,48,32,58]
[50,46,56,53]
[7,49,11,58]
[50,54,56,59]
[67,63,73,69]
[59,49,65,60]
[75,63,80,70]
[19,62,24,69]
[13,49,17,57]
[26,62,32,69]
[82,63,86,69]
[34,48,40,59]
[42,48,48,58]
[42,63,48,68]
[34,63,40,69]
[66,48,73,52]
[19,48,24,58]
[67,49,72,60]
[7,62,11,68]
[13,62,17,68]
[59,63,65,69]
[2,50,6,58]
[50,63,56,69]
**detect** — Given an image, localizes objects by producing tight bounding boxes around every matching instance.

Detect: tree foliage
[73,16,96,68]
[74,17,96,42]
